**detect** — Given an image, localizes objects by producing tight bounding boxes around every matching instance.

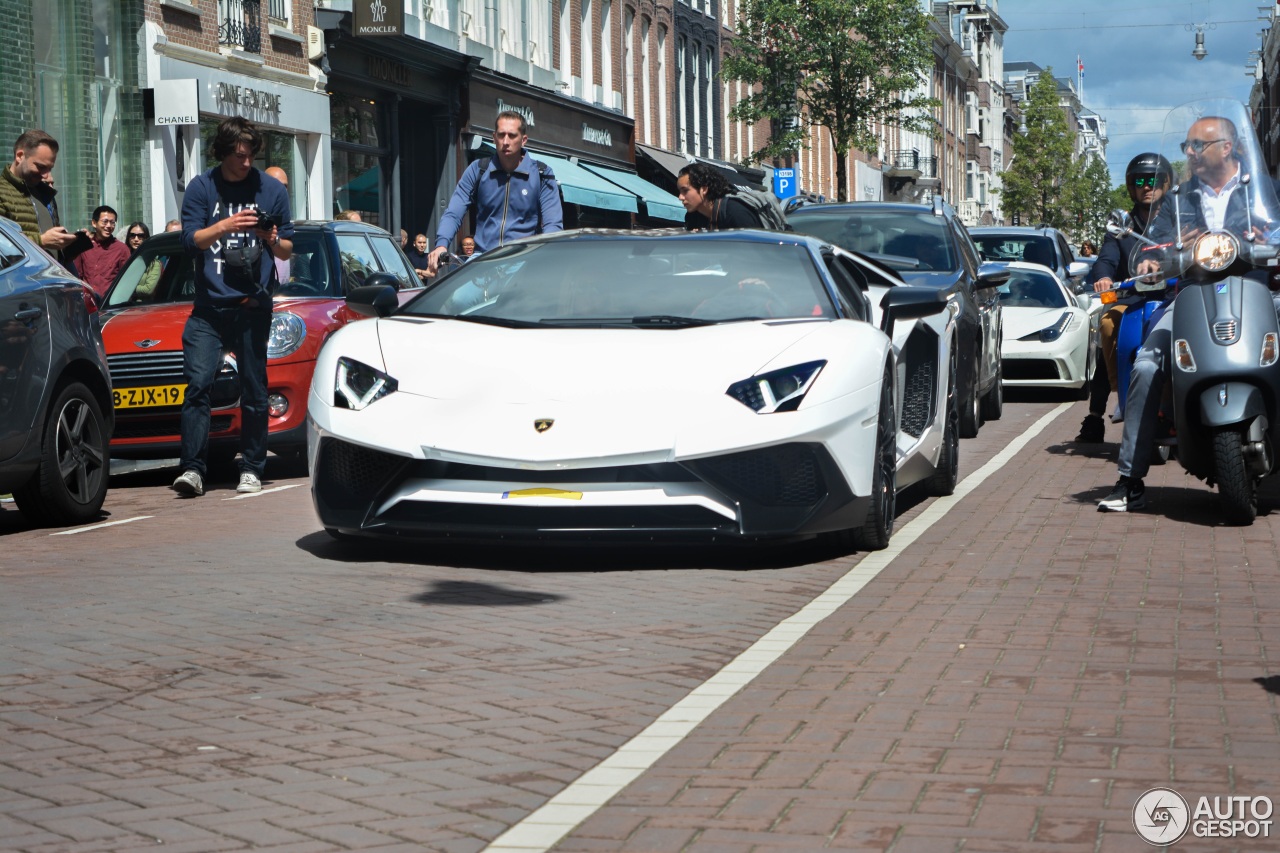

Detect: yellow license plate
[113,384,186,409]
[502,488,583,500]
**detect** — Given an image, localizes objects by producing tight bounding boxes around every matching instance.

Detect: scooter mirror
[1105,209,1132,237]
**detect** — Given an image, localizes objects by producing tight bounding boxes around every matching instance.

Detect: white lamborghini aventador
[307,229,957,550]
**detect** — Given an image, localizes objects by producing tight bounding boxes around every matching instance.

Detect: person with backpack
[428,110,563,274]
[676,162,788,232]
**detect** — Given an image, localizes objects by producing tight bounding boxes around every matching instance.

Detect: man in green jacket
[0,129,79,253]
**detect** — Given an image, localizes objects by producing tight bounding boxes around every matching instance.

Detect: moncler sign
[354,0,403,36]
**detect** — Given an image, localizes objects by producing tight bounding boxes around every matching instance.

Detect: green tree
[1107,183,1131,213]
[723,0,937,203]
[1066,156,1113,246]
[1000,69,1077,228]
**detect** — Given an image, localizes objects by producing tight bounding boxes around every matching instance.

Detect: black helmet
[1125,152,1174,185]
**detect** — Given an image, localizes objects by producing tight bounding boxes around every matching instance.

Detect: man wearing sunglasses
[1100,116,1280,511]
[1077,153,1173,443]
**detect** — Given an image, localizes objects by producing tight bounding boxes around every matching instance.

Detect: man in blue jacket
[427,110,563,274]
[172,117,293,498]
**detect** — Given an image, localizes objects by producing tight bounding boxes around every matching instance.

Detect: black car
[788,199,1008,437]
[0,217,114,525]
[969,225,1093,293]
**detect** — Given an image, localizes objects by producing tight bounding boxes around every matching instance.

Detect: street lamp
[1187,22,1216,61]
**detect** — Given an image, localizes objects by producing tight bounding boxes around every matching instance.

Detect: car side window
[335,234,381,293]
[0,228,27,274]
[825,254,869,322]
[1059,235,1075,265]
[951,221,980,278]
[369,236,417,289]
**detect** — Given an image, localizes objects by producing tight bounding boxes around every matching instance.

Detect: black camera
[254,210,275,231]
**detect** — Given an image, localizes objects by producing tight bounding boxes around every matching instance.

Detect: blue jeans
[1116,306,1172,481]
[178,303,272,477]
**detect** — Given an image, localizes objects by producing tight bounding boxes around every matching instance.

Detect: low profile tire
[980,358,1003,422]
[959,354,982,439]
[831,366,896,552]
[1213,429,1257,525]
[925,377,960,498]
[12,381,109,527]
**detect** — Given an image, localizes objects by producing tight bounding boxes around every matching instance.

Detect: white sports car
[997,261,1100,394]
[307,229,957,549]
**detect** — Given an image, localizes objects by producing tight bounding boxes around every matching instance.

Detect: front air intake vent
[1213,320,1239,343]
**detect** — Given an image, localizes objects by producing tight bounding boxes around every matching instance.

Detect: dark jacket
[180,166,294,308]
[683,195,764,231]
[0,165,43,245]
[1090,206,1157,286]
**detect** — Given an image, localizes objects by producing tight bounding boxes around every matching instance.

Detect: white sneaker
[236,471,262,493]
[171,469,204,497]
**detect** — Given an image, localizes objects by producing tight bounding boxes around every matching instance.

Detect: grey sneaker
[1098,477,1145,512]
[236,471,262,493]
[171,469,204,497]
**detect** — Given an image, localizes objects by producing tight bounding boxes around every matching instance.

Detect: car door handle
[14,306,43,321]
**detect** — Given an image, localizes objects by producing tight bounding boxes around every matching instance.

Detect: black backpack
[725,187,792,231]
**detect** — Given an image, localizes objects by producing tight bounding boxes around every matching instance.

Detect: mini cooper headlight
[1018,311,1073,342]
[335,357,398,410]
[727,360,826,413]
[1193,231,1238,272]
[267,312,307,359]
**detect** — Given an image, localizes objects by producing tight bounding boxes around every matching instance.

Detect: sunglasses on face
[1180,138,1225,154]
[1130,175,1160,188]
[127,232,145,239]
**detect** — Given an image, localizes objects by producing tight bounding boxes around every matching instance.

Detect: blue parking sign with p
[773,168,797,201]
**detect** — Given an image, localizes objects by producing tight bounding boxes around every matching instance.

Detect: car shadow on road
[409,580,567,606]
[294,529,854,573]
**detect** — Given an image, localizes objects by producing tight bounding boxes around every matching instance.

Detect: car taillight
[81,285,99,314]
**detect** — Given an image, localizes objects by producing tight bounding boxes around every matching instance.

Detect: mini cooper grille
[317,439,406,510]
[901,359,936,438]
[108,351,237,385]
[690,445,823,507]
[1213,320,1239,343]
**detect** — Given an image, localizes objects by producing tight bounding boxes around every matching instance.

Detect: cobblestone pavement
[2,394,1279,853]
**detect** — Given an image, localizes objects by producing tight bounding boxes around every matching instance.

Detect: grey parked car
[970,226,1092,292]
[0,217,113,526]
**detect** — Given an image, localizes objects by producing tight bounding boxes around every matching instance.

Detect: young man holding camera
[172,117,293,497]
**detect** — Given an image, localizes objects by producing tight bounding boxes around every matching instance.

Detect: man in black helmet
[1075,153,1173,443]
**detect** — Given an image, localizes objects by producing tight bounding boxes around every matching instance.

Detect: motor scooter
[1121,98,1280,523]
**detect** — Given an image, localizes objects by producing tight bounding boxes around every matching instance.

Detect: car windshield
[996,268,1068,309]
[973,234,1056,269]
[103,232,339,308]
[788,209,956,272]
[403,238,835,325]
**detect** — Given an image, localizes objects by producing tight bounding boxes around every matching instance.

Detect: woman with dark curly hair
[676,162,764,231]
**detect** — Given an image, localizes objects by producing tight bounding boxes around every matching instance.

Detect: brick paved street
[3,395,1279,852]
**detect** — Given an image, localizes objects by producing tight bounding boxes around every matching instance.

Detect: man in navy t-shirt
[171,116,293,498]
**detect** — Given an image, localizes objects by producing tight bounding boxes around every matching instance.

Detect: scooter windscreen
[1131,98,1280,281]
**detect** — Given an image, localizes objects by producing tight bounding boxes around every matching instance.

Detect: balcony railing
[219,0,262,53]
[888,150,938,178]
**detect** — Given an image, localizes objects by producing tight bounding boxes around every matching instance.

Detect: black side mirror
[880,286,947,338]
[346,277,399,318]
[976,262,1012,289]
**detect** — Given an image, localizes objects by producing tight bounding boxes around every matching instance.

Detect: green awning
[579,163,686,222]
[527,150,638,214]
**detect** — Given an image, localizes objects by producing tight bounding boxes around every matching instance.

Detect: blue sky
[1000,0,1266,186]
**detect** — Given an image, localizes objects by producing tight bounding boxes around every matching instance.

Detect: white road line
[223,484,303,501]
[50,516,154,536]
[484,402,1074,853]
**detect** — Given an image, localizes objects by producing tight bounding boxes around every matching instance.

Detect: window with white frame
[601,0,613,100]
[644,18,655,145]
[581,0,594,97]
[676,37,687,152]
[691,40,702,155]
[657,24,667,147]
[559,0,572,84]
[624,9,636,119]
[528,0,550,67]
[704,45,714,157]
[267,0,291,26]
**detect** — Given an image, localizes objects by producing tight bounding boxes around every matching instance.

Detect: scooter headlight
[1193,232,1238,272]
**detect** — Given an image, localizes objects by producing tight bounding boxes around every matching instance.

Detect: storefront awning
[637,143,693,182]
[578,163,685,222]
[527,150,638,214]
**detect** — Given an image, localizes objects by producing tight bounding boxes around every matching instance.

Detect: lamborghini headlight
[267,312,307,359]
[1018,311,1073,342]
[727,360,826,413]
[335,356,398,410]
[1193,231,1238,272]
